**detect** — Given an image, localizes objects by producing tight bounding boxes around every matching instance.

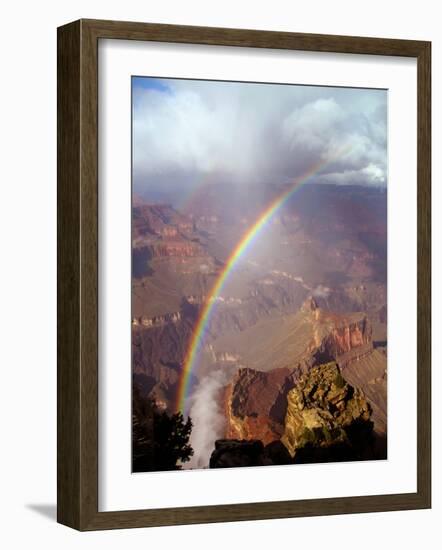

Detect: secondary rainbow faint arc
[176,147,350,414]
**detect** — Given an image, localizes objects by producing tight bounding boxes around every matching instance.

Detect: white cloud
[312,285,331,298]
[133,79,387,193]
[362,162,386,184]
[282,97,345,152]
[186,369,230,469]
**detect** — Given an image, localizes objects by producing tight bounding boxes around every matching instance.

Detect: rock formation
[281,362,373,460]
[210,362,375,468]
[217,297,374,375]
[132,301,199,411]
[144,241,206,259]
[209,439,266,468]
[133,203,193,240]
[304,298,373,367]
[131,187,388,470]
[209,439,294,468]
[223,366,301,445]
[220,301,378,443]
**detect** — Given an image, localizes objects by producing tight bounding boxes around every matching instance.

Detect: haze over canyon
[131,77,387,471]
[132,182,387,469]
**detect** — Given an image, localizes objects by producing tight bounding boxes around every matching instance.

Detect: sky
[132,76,387,199]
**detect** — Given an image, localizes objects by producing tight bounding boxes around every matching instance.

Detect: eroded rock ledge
[210,362,375,468]
[281,362,372,458]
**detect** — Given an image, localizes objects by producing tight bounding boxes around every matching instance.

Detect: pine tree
[132,386,193,472]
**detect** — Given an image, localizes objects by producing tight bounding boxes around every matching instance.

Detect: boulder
[209,439,265,468]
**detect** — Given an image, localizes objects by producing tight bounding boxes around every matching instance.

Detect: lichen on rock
[281,362,373,459]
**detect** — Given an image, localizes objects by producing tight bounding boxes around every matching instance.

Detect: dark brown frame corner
[57,19,431,531]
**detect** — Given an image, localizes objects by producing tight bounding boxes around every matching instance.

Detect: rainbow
[176,148,349,414]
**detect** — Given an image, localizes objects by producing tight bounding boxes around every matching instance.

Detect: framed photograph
[57,19,431,530]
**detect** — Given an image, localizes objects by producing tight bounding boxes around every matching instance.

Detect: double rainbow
[176,148,349,414]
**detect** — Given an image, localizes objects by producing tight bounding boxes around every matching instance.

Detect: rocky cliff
[133,203,193,240]
[341,348,387,438]
[223,367,297,445]
[210,362,375,468]
[132,203,206,263]
[131,188,388,469]
[145,241,207,259]
[221,300,377,442]
[215,298,374,375]
[132,301,199,411]
[281,362,373,459]
[303,298,373,366]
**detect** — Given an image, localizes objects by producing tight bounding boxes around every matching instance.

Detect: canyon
[221,298,386,447]
[132,183,388,468]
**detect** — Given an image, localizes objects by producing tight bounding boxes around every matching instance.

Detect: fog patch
[186,369,230,469]
[313,284,331,299]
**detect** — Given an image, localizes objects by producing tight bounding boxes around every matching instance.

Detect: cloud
[133,78,387,195]
[185,369,230,469]
[312,285,331,299]
[282,97,345,152]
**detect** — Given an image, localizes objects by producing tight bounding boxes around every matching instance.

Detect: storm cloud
[133,77,387,196]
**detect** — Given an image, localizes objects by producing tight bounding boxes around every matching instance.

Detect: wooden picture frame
[57,18,431,530]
